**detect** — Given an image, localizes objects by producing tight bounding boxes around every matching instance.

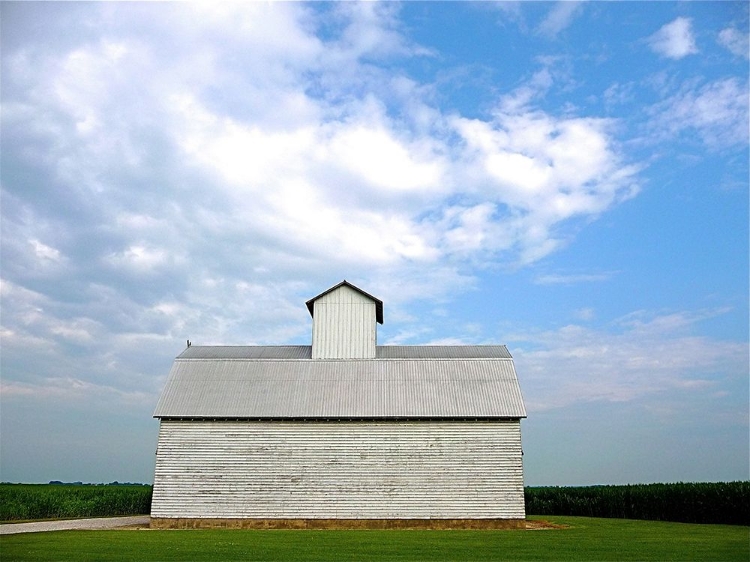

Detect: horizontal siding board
[152,420,525,520]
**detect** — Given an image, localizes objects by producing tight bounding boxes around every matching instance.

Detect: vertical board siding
[152,420,525,520]
[312,286,376,359]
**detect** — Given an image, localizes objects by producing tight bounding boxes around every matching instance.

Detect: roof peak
[305,280,384,324]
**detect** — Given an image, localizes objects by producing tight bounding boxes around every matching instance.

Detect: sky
[1,1,747,487]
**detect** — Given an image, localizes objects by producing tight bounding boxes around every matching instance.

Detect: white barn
[151,281,527,529]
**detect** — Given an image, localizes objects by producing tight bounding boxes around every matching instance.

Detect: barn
[150,281,527,529]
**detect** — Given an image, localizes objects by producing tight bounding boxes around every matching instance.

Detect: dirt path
[524,519,568,530]
[0,515,150,535]
[1,517,563,534]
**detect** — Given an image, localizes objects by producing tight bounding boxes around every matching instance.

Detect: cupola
[305,280,383,359]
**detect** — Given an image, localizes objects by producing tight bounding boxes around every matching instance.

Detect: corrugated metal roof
[179,346,312,360]
[377,345,512,359]
[178,345,512,360]
[154,356,526,419]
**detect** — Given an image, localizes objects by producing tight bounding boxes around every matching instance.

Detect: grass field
[2,516,748,561]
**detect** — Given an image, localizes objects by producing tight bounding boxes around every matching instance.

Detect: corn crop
[0,483,152,521]
[525,482,749,525]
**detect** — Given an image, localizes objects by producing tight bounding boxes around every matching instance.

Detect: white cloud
[718,27,749,59]
[161,28,638,271]
[509,309,748,412]
[440,202,501,254]
[603,82,635,108]
[648,17,698,59]
[106,245,171,272]
[450,89,640,261]
[573,308,596,321]
[187,2,323,64]
[649,77,749,148]
[331,2,430,60]
[0,377,154,405]
[30,239,63,263]
[534,272,615,285]
[327,125,444,192]
[536,1,584,38]
[498,68,553,113]
[49,317,103,344]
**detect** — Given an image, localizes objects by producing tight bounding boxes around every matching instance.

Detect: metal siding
[153,359,526,419]
[312,285,377,359]
[151,420,525,519]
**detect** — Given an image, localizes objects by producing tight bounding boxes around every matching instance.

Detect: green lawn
[2,517,748,561]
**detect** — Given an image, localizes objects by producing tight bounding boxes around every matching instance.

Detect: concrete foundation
[149,517,526,530]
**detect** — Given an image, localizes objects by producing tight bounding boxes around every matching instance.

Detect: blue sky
[1,1,747,486]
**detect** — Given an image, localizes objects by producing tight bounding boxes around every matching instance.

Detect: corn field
[0,484,152,521]
[525,482,750,525]
[2,482,747,524]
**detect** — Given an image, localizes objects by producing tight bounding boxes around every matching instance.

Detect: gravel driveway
[0,515,150,535]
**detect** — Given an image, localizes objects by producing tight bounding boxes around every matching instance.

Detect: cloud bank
[1,3,641,363]
[512,309,748,412]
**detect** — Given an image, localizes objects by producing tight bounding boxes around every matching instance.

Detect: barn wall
[151,420,525,520]
[312,285,376,359]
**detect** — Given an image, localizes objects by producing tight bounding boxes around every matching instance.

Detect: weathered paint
[151,420,525,520]
[311,284,377,359]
